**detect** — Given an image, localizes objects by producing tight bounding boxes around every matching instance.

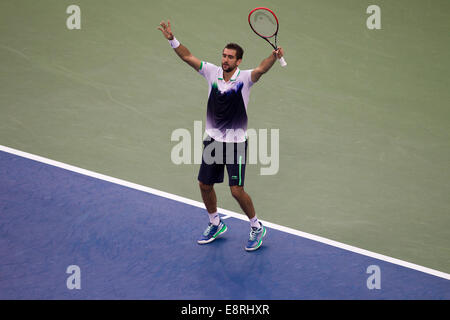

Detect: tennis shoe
[245,223,266,251]
[197,220,227,244]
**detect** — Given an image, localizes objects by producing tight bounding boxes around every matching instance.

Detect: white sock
[250,216,261,229]
[208,211,220,226]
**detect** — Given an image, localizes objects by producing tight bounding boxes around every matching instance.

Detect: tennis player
[158,20,284,251]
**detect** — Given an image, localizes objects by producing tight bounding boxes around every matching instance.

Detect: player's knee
[230,186,244,199]
[199,181,214,193]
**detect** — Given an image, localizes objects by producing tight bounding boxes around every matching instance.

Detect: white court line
[1,144,449,281]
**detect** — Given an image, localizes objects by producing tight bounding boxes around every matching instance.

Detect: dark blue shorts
[198,137,248,186]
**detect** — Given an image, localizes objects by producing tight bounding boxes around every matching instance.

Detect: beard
[222,63,234,73]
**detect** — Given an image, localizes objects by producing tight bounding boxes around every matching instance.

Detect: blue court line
[0,148,449,299]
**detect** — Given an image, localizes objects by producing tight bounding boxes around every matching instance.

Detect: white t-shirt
[198,61,254,143]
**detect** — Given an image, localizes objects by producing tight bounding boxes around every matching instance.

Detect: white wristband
[168,37,180,49]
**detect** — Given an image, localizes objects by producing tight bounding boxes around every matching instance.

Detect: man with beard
[158,20,284,251]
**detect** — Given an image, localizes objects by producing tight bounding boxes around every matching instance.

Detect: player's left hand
[273,47,284,59]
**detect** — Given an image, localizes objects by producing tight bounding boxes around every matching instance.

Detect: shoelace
[249,228,259,241]
[203,223,215,236]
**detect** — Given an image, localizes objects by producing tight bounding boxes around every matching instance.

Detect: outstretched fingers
[157,20,174,40]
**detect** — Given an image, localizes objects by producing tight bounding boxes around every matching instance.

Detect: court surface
[1,146,449,299]
[1,0,449,299]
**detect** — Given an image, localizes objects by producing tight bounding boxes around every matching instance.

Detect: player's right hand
[158,20,174,40]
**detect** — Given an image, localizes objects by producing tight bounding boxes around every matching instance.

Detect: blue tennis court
[1,147,448,299]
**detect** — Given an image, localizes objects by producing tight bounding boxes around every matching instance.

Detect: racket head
[248,7,279,39]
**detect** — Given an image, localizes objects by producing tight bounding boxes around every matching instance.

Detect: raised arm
[251,47,284,83]
[158,20,201,71]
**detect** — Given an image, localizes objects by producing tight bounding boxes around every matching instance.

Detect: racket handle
[279,57,287,67]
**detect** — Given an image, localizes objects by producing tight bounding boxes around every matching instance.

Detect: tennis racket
[248,7,287,67]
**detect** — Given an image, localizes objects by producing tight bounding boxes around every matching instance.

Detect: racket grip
[279,57,287,67]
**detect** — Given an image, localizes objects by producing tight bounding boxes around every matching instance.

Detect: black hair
[224,43,244,60]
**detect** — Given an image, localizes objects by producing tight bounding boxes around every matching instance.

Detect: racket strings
[249,9,278,38]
